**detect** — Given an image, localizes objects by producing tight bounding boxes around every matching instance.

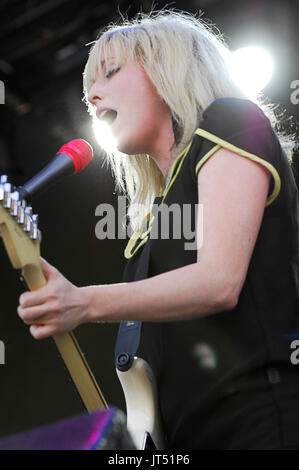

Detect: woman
[17,11,299,449]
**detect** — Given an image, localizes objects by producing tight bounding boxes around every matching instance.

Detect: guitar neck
[0,177,107,412]
[22,262,107,412]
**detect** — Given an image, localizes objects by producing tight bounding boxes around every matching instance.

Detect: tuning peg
[32,214,39,225]
[10,199,20,217]
[0,175,8,185]
[37,229,42,243]
[3,182,12,192]
[30,214,39,240]
[0,177,12,204]
[10,191,21,217]
[3,183,13,209]
[17,201,26,224]
[23,207,33,233]
[11,191,20,201]
[23,217,32,233]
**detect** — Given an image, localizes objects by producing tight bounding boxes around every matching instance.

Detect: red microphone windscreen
[58,139,93,174]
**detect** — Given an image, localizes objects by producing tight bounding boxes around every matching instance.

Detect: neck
[147,113,185,183]
[162,138,187,187]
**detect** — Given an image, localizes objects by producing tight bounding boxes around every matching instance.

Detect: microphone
[17,139,93,202]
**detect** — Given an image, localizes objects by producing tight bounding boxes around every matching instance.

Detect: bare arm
[83,260,234,323]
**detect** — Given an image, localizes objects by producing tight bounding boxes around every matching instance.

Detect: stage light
[230,46,274,98]
[92,116,118,154]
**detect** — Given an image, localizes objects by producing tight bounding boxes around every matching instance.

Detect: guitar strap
[115,320,142,372]
[115,197,163,373]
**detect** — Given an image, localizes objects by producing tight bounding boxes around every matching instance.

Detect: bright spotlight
[92,116,118,154]
[230,46,274,98]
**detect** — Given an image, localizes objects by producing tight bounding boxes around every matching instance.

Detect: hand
[17,258,88,340]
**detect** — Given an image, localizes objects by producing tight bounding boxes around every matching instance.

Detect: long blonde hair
[83,10,297,230]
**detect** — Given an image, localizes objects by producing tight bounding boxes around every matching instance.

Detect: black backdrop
[0,0,298,439]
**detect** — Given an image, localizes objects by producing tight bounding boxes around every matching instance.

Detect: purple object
[0,407,135,450]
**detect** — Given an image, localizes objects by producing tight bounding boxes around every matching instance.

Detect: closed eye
[105,67,120,79]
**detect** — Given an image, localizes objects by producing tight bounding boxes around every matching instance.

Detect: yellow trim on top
[124,211,152,259]
[124,125,281,259]
[124,142,192,259]
[160,141,192,203]
[194,128,281,207]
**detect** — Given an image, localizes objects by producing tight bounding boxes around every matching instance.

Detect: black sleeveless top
[120,98,299,449]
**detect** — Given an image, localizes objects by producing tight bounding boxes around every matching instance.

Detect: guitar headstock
[0,174,41,271]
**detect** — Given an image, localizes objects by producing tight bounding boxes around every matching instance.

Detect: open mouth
[98,109,117,125]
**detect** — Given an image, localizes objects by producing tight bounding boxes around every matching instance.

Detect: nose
[87,82,104,106]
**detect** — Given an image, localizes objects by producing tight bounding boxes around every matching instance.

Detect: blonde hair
[83,10,297,230]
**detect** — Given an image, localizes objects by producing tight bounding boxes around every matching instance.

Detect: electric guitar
[116,356,167,449]
[0,174,166,450]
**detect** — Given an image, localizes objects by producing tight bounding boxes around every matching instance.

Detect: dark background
[0,0,298,439]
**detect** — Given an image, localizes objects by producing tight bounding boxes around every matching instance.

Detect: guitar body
[116,357,167,450]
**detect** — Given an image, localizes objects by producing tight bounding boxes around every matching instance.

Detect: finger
[30,324,55,340]
[39,257,58,281]
[19,288,48,308]
[18,303,54,324]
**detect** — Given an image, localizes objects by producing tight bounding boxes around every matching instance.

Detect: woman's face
[87,55,175,168]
